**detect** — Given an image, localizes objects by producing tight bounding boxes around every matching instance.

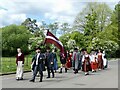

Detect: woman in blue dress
[52,49,58,72]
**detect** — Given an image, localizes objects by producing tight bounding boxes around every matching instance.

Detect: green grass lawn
[1,56,61,74]
[1,57,32,74]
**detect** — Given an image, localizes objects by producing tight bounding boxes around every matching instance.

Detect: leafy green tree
[21,18,39,33]
[67,39,76,50]
[48,22,59,36]
[84,10,99,37]
[60,22,71,34]
[88,3,119,57]
[70,31,85,49]
[59,31,85,50]
[59,33,71,47]
[2,25,31,56]
[76,9,99,51]
[74,2,112,32]
[39,20,47,31]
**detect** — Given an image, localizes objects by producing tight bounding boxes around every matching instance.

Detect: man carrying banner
[44,30,66,73]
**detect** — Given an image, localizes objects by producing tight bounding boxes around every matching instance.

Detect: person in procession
[29,47,44,82]
[52,48,58,73]
[45,47,55,78]
[97,50,104,70]
[90,50,98,72]
[82,49,92,76]
[66,50,72,69]
[102,50,108,69]
[78,49,84,71]
[72,48,80,74]
[59,51,67,73]
[16,48,25,80]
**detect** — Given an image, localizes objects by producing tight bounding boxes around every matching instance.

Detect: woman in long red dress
[90,51,98,72]
[82,50,92,76]
[97,50,104,70]
[66,51,72,69]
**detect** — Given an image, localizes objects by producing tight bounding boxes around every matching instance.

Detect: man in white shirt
[30,47,44,82]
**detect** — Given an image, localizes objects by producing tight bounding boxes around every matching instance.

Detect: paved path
[2,60,118,88]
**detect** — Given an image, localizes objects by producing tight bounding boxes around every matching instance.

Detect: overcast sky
[0,0,119,28]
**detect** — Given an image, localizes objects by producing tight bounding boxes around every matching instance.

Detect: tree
[48,22,59,36]
[39,20,48,31]
[84,9,99,37]
[73,9,99,51]
[87,3,120,57]
[67,39,76,50]
[59,33,71,47]
[60,22,71,34]
[22,19,46,52]
[70,31,85,49]
[21,18,39,33]
[2,25,31,56]
[73,2,112,32]
[59,31,85,50]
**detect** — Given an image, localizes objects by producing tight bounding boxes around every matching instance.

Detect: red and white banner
[44,30,64,54]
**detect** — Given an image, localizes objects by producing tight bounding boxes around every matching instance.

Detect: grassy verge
[1,56,61,75]
[1,57,32,74]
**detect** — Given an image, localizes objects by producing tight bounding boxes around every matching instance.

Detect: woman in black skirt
[59,52,67,73]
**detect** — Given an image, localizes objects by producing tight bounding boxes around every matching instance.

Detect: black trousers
[32,65,43,81]
[47,66,54,77]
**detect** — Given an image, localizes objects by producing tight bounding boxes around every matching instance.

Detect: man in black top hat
[30,47,44,82]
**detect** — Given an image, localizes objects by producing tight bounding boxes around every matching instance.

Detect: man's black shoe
[29,79,35,82]
[39,80,42,82]
[47,77,50,78]
[19,78,23,80]
[16,79,19,81]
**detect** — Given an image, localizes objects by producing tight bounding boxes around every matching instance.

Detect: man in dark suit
[30,47,44,82]
[45,48,54,78]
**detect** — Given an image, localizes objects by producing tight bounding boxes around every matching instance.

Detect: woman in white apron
[102,51,108,69]
[90,52,98,72]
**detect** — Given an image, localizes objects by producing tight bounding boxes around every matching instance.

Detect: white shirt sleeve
[102,54,105,60]
[89,55,92,62]
[36,53,40,65]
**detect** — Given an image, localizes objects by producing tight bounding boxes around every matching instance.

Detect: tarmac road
[1,60,118,88]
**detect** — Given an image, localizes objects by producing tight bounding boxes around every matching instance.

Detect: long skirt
[60,59,66,64]
[91,61,98,70]
[66,59,72,68]
[98,59,103,69]
[54,59,58,70]
[82,62,92,72]
[103,58,108,68]
[16,61,23,79]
